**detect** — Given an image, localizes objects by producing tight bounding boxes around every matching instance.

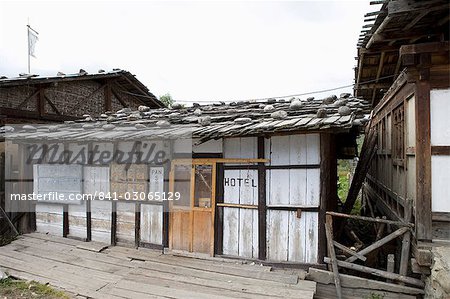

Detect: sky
[0,0,376,103]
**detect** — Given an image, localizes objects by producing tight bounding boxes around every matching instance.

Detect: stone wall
[425,246,450,299]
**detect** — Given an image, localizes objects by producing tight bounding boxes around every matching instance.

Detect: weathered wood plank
[308,268,424,295]
[323,258,425,288]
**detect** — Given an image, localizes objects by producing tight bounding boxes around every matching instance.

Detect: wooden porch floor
[0,233,316,298]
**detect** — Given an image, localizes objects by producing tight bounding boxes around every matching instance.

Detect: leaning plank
[346,227,409,263]
[323,258,425,288]
[333,241,366,262]
[325,215,342,299]
[307,268,424,295]
[327,212,413,227]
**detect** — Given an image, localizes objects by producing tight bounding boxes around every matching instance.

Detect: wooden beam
[367,15,392,48]
[111,85,129,108]
[345,227,409,263]
[388,0,449,15]
[404,11,429,31]
[308,268,424,295]
[323,258,425,288]
[327,211,412,227]
[44,95,61,115]
[400,41,450,56]
[325,214,342,299]
[257,136,267,260]
[371,51,387,104]
[15,89,39,109]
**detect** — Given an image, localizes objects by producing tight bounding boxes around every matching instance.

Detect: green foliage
[0,278,69,298]
[337,159,361,215]
[159,93,174,107]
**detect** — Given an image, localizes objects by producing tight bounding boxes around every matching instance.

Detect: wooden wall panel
[116,202,135,244]
[35,203,63,236]
[222,168,258,258]
[68,203,86,239]
[267,210,288,261]
[34,164,83,205]
[192,210,212,253]
[141,204,163,245]
[90,200,111,243]
[171,210,191,251]
[224,137,257,159]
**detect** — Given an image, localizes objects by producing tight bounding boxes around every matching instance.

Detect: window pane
[194,165,213,208]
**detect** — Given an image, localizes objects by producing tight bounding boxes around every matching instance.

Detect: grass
[0,278,70,299]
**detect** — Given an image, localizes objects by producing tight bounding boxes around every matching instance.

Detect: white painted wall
[430,88,450,213]
[430,89,450,146]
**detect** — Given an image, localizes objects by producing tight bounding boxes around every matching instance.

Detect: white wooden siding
[265,134,320,263]
[140,166,164,245]
[224,137,257,159]
[222,168,258,258]
[84,166,111,243]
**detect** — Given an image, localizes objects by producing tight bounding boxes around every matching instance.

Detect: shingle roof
[5,94,370,143]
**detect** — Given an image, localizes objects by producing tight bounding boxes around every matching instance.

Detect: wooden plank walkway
[0,233,316,298]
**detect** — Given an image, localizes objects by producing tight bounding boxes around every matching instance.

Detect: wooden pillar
[214,162,224,255]
[414,53,432,242]
[257,136,267,260]
[63,204,69,237]
[135,202,141,248]
[319,133,336,263]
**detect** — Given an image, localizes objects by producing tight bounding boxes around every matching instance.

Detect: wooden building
[6,95,370,265]
[355,0,449,273]
[0,69,164,124]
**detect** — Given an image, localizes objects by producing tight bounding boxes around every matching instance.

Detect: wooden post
[135,202,141,249]
[214,163,224,255]
[257,136,267,260]
[86,199,92,242]
[111,200,117,246]
[63,204,69,238]
[319,133,336,263]
[325,214,342,299]
[387,254,395,283]
[414,53,432,242]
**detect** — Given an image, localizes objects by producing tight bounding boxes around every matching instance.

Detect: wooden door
[169,160,216,255]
